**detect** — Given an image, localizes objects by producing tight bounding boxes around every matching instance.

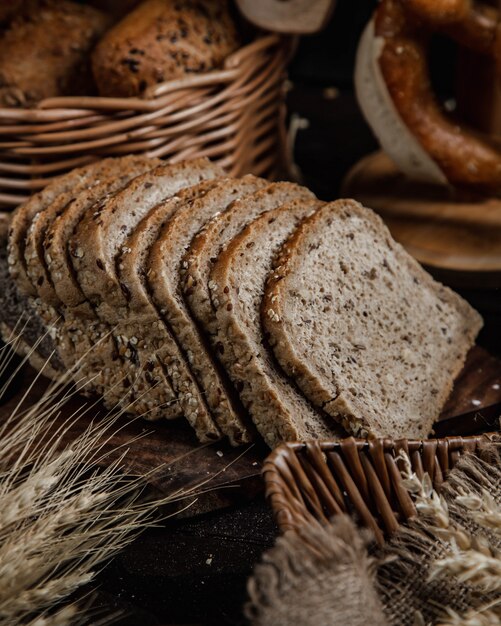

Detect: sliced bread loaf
[45,158,161,311]
[22,158,158,386]
[8,159,108,298]
[69,158,223,414]
[28,156,160,310]
[107,180,223,442]
[4,161,111,375]
[146,175,268,444]
[261,200,483,439]
[209,201,345,449]
[4,160,112,372]
[39,157,161,394]
[182,182,314,337]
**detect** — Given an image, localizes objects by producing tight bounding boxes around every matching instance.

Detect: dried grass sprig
[455,488,501,536]
[437,606,501,626]
[0,329,220,624]
[398,451,501,625]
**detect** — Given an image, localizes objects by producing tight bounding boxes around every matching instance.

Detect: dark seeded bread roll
[91,0,240,97]
[0,0,110,107]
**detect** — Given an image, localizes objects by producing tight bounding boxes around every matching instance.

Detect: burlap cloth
[246,443,501,626]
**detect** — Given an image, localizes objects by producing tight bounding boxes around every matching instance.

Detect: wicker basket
[0,34,290,209]
[263,435,498,545]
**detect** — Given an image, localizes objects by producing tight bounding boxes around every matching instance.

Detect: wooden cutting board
[342,151,501,289]
[0,346,499,515]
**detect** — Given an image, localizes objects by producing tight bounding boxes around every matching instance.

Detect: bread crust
[182,182,313,337]
[68,159,222,420]
[27,156,156,309]
[107,180,222,442]
[209,201,345,449]
[44,156,160,310]
[5,159,122,381]
[36,157,161,396]
[8,159,105,298]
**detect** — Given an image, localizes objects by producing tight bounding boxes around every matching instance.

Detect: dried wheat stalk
[0,328,218,625]
[437,606,501,626]
[398,451,501,626]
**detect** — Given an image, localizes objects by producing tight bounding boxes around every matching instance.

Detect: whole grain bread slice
[181,182,314,337]
[69,158,223,418]
[45,157,160,310]
[261,199,483,439]
[146,175,268,444]
[5,160,108,375]
[106,180,222,442]
[0,214,59,376]
[209,201,345,449]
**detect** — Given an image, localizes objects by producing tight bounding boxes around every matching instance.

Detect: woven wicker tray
[264,344,501,543]
[263,434,498,545]
[0,34,290,208]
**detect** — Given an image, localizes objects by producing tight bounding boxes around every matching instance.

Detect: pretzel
[356,0,501,189]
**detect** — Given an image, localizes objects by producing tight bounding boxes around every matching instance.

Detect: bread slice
[262,199,483,439]
[147,175,268,444]
[44,157,160,310]
[4,161,109,375]
[22,157,159,388]
[210,201,345,449]
[69,158,223,416]
[107,180,226,442]
[182,182,314,337]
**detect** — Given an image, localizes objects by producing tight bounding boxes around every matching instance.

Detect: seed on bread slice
[69,158,223,417]
[262,199,483,439]
[182,182,314,337]
[147,175,267,444]
[0,214,60,376]
[210,201,346,449]
[107,180,223,442]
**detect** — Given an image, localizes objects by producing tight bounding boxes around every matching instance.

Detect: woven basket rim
[264,432,497,460]
[263,432,499,542]
[0,32,291,206]
[0,33,288,115]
